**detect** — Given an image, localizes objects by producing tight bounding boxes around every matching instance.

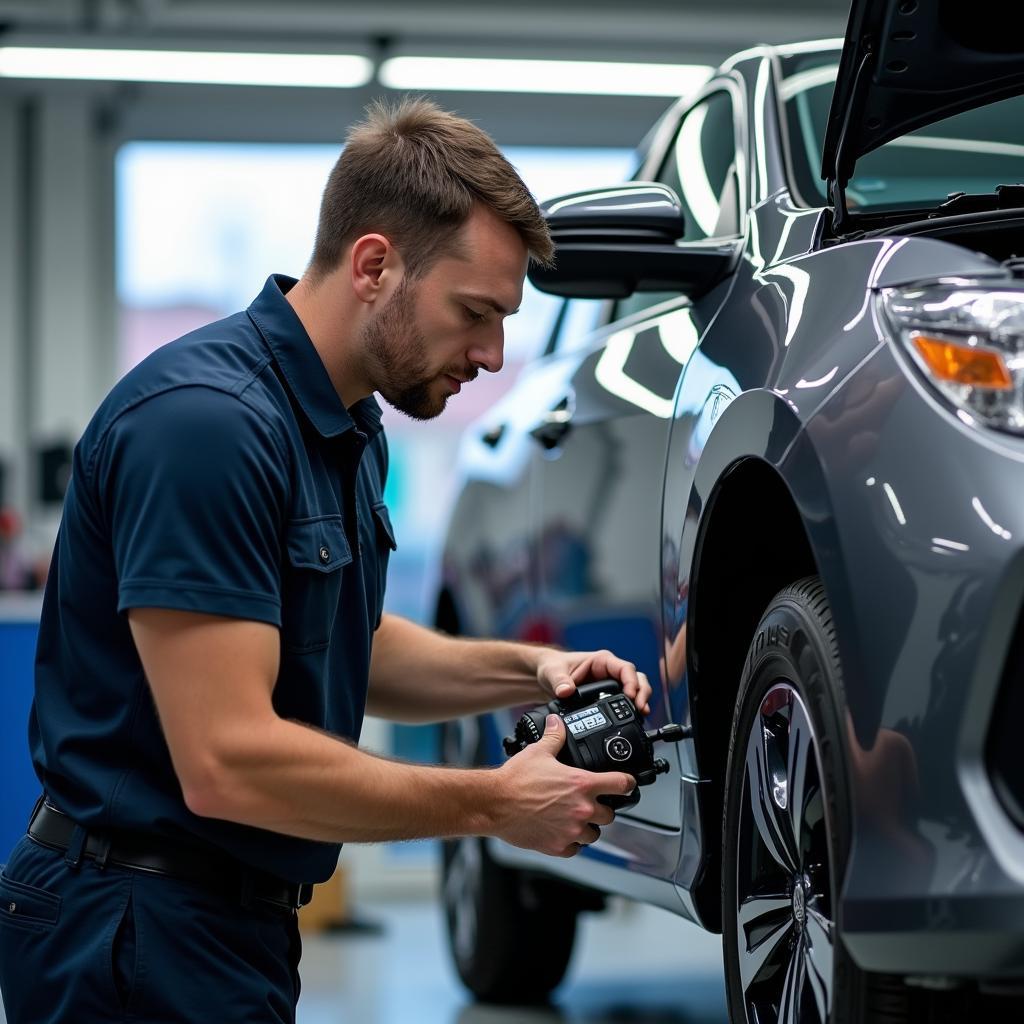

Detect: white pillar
[26,94,116,551]
[0,97,26,518]
[30,95,113,439]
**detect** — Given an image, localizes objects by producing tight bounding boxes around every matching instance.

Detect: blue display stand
[0,596,42,861]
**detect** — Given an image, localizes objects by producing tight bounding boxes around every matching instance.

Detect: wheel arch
[684,433,853,928]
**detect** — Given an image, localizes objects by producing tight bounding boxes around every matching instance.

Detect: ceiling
[0,0,849,57]
[0,0,851,147]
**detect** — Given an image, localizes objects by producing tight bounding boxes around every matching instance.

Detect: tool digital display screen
[565,707,608,736]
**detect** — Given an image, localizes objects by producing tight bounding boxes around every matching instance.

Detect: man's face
[361,205,528,420]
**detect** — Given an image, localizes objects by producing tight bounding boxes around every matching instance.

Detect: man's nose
[468,323,504,375]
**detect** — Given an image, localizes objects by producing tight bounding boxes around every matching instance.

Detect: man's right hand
[491,714,635,858]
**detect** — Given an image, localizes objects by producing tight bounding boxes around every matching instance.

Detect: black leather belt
[28,799,314,912]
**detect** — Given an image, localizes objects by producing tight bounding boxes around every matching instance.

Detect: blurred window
[117,143,633,374]
[612,90,739,322]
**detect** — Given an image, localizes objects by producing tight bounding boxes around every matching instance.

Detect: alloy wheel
[735,682,836,1023]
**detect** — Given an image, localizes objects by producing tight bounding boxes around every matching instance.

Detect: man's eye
[463,306,487,323]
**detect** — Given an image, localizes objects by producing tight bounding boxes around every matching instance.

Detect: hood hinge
[829,42,875,236]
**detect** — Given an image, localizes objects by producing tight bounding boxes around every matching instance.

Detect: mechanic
[0,98,652,1024]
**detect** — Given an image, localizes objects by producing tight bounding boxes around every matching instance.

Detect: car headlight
[879,281,1024,434]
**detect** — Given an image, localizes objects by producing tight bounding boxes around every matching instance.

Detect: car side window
[545,297,607,356]
[612,90,740,323]
[663,90,740,243]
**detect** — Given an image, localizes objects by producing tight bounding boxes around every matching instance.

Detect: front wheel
[722,577,910,1024]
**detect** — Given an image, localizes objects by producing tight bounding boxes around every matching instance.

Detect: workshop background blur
[0,3,847,1020]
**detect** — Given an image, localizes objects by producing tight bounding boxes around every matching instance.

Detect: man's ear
[350,233,402,304]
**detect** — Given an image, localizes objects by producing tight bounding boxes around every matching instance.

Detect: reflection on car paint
[593,307,701,417]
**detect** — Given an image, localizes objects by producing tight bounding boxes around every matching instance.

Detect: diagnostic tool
[502,680,691,809]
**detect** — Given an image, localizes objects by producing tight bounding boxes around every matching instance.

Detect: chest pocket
[281,517,351,653]
[369,502,397,628]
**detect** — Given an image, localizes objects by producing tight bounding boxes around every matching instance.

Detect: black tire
[722,576,911,1024]
[439,719,578,1004]
[441,834,577,1004]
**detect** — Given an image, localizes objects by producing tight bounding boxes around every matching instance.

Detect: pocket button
[319,546,330,563]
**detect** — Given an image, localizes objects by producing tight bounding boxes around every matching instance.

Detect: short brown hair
[308,96,554,280]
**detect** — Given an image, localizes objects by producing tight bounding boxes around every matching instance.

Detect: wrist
[499,639,547,701]
[526,645,548,695]
[472,763,512,839]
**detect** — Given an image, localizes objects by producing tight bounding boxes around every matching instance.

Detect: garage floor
[0,897,729,1023]
[296,897,728,1024]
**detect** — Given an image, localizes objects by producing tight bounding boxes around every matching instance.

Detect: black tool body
[502,680,689,809]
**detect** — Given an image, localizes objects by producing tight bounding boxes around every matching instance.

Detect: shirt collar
[247,274,383,440]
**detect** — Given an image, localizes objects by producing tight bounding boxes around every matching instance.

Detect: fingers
[590,804,615,827]
[592,771,636,797]
[617,663,651,714]
[577,650,652,715]
[538,713,566,753]
[633,670,652,715]
[558,824,603,858]
[553,675,576,699]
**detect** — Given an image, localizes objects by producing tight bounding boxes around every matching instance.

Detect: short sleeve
[94,386,290,625]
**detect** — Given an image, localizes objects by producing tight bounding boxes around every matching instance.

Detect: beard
[361,277,463,421]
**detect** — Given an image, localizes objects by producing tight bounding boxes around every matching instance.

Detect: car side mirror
[529,181,739,300]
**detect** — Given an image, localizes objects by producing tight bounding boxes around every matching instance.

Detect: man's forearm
[367,614,545,722]
[188,711,505,843]
[129,610,625,857]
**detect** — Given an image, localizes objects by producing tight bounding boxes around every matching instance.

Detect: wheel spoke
[786,698,815,845]
[745,722,800,874]
[738,892,792,930]
[738,901,794,993]
[778,933,806,1024]
[805,905,834,1021]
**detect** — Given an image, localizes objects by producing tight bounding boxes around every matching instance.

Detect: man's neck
[285,275,373,409]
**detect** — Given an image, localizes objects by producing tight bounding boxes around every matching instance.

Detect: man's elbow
[182,778,227,820]
[178,750,249,822]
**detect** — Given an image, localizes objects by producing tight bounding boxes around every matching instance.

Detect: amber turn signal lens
[912,334,1013,390]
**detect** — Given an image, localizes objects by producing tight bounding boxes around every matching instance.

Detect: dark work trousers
[0,834,302,1023]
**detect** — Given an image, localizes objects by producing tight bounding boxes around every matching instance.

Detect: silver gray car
[436,3,1024,1020]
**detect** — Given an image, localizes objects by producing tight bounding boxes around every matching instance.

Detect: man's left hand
[536,649,652,715]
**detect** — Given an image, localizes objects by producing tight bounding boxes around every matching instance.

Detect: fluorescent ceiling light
[380,56,710,98]
[0,46,373,88]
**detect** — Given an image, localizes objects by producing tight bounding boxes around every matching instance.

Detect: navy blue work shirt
[29,274,396,884]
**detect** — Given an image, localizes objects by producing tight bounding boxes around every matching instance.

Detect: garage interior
[0,2,850,1022]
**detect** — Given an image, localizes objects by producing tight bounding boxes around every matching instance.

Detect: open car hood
[821,0,1024,200]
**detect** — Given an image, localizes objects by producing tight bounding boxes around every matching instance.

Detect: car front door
[529,86,745,833]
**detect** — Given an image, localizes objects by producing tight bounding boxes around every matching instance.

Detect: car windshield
[780,49,1024,213]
